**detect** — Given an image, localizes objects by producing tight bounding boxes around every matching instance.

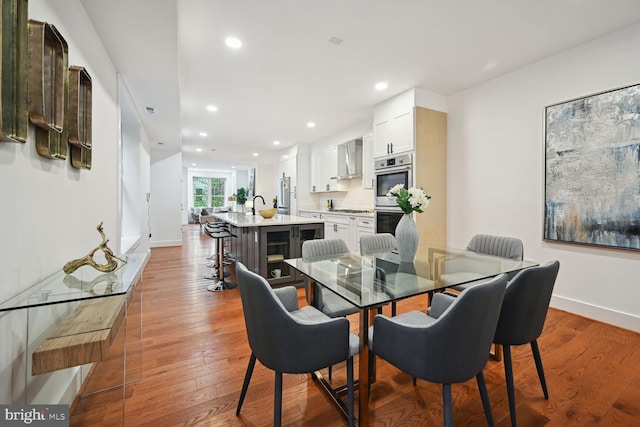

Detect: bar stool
[204,225,237,291]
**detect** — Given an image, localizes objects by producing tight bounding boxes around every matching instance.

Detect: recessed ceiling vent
[328,36,343,45]
[145,106,156,115]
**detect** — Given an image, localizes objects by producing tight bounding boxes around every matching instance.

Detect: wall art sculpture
[544,83,640,250]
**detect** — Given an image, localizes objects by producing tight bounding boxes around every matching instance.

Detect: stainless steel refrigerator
[277,176,291,215]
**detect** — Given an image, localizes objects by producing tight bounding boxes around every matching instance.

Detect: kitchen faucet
[252,195,265,215]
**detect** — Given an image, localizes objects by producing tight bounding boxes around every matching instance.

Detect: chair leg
[476,371,495,427]
[274,371,283,427]
[347,357,354,427]
[442,383,453,427]
[531,340,549,399]
[392,301,397,317]
[236,353,256,415]
[328,364,332,379]
[503,345,517,427]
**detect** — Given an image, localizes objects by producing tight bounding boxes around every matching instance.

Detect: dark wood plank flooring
[71,225,640,426]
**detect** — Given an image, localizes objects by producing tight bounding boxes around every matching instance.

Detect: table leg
[358,307,370,426]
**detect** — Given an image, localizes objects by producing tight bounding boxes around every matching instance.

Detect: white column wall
[150,151,183,247]
[447,22,640,331]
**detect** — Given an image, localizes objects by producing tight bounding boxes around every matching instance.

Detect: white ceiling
[80,0,640,171]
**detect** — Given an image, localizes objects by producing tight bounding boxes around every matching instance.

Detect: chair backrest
[494,260,560,346]
[302,238,349,259]
[467,234,523,260]
[235,262,350,373]
[374,274,507,384]
[360,233,396,255]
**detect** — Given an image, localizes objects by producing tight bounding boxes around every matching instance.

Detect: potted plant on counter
[234,187,247,213]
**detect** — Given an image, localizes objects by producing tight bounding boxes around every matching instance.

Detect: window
[193,177,226,207]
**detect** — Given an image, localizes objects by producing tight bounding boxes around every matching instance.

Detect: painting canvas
[544,84,640,250]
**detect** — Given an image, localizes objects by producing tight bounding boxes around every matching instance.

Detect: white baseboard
[551,295,640,333]
[150,240,182,248]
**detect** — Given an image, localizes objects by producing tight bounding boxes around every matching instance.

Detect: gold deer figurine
[63,222,128,274]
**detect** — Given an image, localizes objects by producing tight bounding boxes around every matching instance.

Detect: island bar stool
[204,221,233,276]
[204,223,237,291]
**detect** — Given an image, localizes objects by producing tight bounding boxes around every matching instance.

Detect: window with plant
[193,177,226,207]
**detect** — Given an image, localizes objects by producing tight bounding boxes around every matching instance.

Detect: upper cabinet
[311,145,341,192]
[374,108,414,157]
[373,91,417,158]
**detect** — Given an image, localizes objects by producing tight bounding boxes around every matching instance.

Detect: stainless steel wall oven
[374,153,413,235]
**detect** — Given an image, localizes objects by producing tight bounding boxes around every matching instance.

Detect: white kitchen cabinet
[362,134,374,189]
[355,217,375,253]
[374,108,415,157]
[311,145,339,192]
[323,214,350,246]
[298,210,323,219]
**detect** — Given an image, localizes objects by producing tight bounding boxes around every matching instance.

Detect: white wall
[447,22,640,331]
[150,151,183,247]
[0,0,151,404]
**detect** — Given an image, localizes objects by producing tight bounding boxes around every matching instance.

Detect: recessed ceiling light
[206,105,218,112]
[273,140,280,145]
[484,61,498,71]
[232,166,236,169]
[307,122,316,128]
[328,36,343,45]
[252,152,259,157]
[192,163,197,167]
[374,81,388,91]
[158,142,164,145]
[199,132,207,137]
[225,36,242,49]
[196,148,202,152]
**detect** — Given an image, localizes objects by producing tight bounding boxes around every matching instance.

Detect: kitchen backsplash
[309,179,374,211]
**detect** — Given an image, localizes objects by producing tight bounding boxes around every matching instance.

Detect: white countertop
[298,209,374,218]
[212,212,325,228]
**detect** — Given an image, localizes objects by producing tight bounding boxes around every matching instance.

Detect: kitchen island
[210,212,324,286]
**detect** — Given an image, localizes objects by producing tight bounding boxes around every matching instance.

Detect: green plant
[272,196,277,208]
[234,187,247,205]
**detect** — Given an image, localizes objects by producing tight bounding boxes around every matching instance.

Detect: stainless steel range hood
[336,138,363,179]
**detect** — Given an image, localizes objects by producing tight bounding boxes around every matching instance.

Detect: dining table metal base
[311,370,360,425]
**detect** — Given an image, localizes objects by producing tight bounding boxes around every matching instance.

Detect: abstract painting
[544,84,640,250]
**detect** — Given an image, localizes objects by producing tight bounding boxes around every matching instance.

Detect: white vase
[395,213,419,262]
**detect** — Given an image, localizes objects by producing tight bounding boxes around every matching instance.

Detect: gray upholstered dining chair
[359,233,396,256]
[445,234,523,292]
[359,233,399,315]
[301,239,359,318]
[370,274,508,427]
[494,260,560,427]
[235,262,357,427]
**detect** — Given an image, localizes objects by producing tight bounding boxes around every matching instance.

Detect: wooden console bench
[31,295,126,375]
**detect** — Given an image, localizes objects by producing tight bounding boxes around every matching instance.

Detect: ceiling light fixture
[196,148,202,152]
[192,163,197,167]
[206,105,218,112]
[199,132,207,137]
[252,152,259,157]
[374,81,388,91]
[307,122,316,128]
[273,140,280,145]
[225,36,242,49]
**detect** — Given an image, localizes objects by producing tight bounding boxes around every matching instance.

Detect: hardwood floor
[71,225,640,426]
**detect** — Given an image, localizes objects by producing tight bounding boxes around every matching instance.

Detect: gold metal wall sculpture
[28,20,69,159]
[0,0,29,143]
[68,66,92,169]
[63,222,128,274]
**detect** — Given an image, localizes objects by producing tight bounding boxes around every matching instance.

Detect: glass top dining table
[285,243,538,425]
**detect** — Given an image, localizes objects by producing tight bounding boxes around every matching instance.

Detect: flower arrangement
[386,184,431,214]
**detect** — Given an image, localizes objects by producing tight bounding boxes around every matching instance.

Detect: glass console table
[0,252,148,424]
